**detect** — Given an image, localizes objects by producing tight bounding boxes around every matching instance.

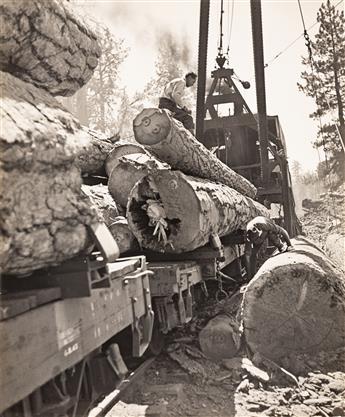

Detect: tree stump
[0,0,101,96]
[133,108,257,199]
[242,236,345,362]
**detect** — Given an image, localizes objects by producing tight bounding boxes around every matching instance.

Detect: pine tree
[298,0,345,178]
[87,26,129,135]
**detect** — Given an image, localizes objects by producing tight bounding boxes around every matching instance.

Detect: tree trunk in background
[127,170,268,253]
[0,72,110,276]
[133,108,257,199]
[0,0,100,96]
[108,152,169,209]
[242,237,345,362]
[76,86,89,126]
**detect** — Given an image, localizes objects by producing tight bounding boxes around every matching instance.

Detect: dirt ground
[106,184,345,417]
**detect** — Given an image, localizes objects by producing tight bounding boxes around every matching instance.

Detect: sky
[75,0,344,172]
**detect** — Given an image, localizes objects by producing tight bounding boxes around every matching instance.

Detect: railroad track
[88,357,156,417]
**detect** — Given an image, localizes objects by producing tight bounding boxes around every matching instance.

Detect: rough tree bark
[105,142,147,176]
[108,152,169,208]
[127,170,268,253]
[133,108,257,199]
[0,0,101,96]
[0,72,114,275]
[81,184,119,225]
[242,237,345,362]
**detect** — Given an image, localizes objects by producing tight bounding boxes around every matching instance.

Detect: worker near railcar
[244,216,292,280]
[158,72,197,134]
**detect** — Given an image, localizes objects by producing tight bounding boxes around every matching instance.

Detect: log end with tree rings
[105,142,147,176]
[133,108,172,145]
[127,172,202,253]
[242,236,345,363]
[108,152,169,209]
[133,108,257,199]
[109,217,140,254]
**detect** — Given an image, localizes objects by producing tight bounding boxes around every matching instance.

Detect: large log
[81,184,119,224]
[325,233,345,271]
[127,170,268,253]
[105,142,147,176]
[242,236,345,362]
[1,72,114,175]
[108,217,140,254]
[108,152,169,208]
[0,72,113,275]
[133,108,257,199]
[0,0,101,96]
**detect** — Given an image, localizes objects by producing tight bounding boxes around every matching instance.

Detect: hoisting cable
[227,0,235,54]
[297,0,338,216]
[218,0,224,56]
[264,0,343,70]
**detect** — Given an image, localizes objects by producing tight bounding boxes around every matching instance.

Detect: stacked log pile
[0,0,115,276]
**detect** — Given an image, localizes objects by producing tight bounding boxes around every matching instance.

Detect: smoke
[155,30,196,75]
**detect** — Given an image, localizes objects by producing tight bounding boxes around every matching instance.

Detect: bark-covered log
[0,0,101,96]
[133,108,257,199]
[1,72,113,175]
[0,72,110,275]
[127,170,268,253]
[81,184,119,224]
[325,233,345,271]
[76,128,114,175]
[108,152,169,208]
[243,237,345,362]
[108,217,140,254]
[105,142,147,176]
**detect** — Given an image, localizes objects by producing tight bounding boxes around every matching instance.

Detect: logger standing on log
[244,216,292,280]
[158,72,197,134]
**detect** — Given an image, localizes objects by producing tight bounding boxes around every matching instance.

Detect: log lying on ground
[243,237,345,362]
[127,170,268,253]
[199,314,242,360]
[105,142,147,176]
[325,233,345,271]
[0,0,101,96]
[133,108,257,199]
[108,217,140,254]
[108,152,169,208]
[0,72,113,275]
